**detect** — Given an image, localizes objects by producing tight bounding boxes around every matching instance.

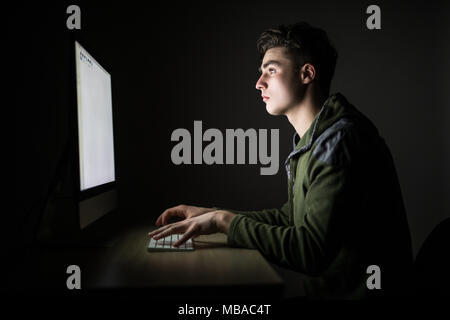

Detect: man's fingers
[156,205,186,226]
[161,212,173,226]
[173,227,197,247]
[155,211,167,226]
[156,208,173,226]
[148,224,172,237]
[149,227,171,239]
[152,224,184,240]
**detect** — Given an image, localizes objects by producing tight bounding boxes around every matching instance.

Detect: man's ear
[300,63,316,84]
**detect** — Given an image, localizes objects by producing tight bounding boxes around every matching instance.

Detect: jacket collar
[283,92,380,179]
[285,94,332,168]
[284,92,357,179]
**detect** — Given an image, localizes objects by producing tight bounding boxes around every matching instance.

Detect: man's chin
[266,104,284,116]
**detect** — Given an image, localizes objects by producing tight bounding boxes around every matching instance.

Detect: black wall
[12,0,450,261]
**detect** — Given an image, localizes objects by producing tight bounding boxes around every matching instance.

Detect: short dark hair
[257,22,338,95]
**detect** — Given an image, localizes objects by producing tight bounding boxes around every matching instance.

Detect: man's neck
[286,91,327,139]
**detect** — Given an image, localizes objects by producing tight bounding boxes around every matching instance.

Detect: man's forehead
[261,47,291,66]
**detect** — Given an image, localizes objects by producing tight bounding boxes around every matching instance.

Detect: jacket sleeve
[215,202,291,226]
[227,157,356,275]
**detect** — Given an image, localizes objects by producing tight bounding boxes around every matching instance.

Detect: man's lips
[262,95,270,101]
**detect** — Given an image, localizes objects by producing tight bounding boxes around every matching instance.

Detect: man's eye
[269,68,276,75]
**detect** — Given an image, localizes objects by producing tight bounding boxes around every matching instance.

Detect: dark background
[12,0,449,272]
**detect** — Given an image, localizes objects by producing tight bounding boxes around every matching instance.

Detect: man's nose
[255,74,267,91]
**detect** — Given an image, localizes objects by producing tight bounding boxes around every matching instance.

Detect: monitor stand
[36,186,123,248]
[35,142,123,248]
[37,210,123,248]
[73,209,123,248]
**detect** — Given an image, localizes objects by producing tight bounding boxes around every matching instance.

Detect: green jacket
[225,93,413,299]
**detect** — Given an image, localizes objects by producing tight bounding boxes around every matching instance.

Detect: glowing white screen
[75,42,115,191]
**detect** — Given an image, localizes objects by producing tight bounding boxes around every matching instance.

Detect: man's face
[255,47,305,115]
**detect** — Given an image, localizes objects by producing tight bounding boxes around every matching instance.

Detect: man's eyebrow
[258,60,282,73]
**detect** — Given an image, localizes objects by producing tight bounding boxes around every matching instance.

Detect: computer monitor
[35,39,119,247]
[74,41,117,229]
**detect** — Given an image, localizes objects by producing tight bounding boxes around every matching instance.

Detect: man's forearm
[215,210,236,234]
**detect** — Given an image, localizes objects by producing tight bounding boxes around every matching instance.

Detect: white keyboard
[147,233,194,251]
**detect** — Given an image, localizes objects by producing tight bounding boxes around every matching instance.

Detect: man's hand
[148,210,236,247]
[155,204,216,226]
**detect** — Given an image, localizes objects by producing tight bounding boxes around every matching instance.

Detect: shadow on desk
[192,239,228,250]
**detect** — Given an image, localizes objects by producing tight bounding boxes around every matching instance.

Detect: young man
[149,22,413,299]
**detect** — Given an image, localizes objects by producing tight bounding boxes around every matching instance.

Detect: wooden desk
[19,219,284,300]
